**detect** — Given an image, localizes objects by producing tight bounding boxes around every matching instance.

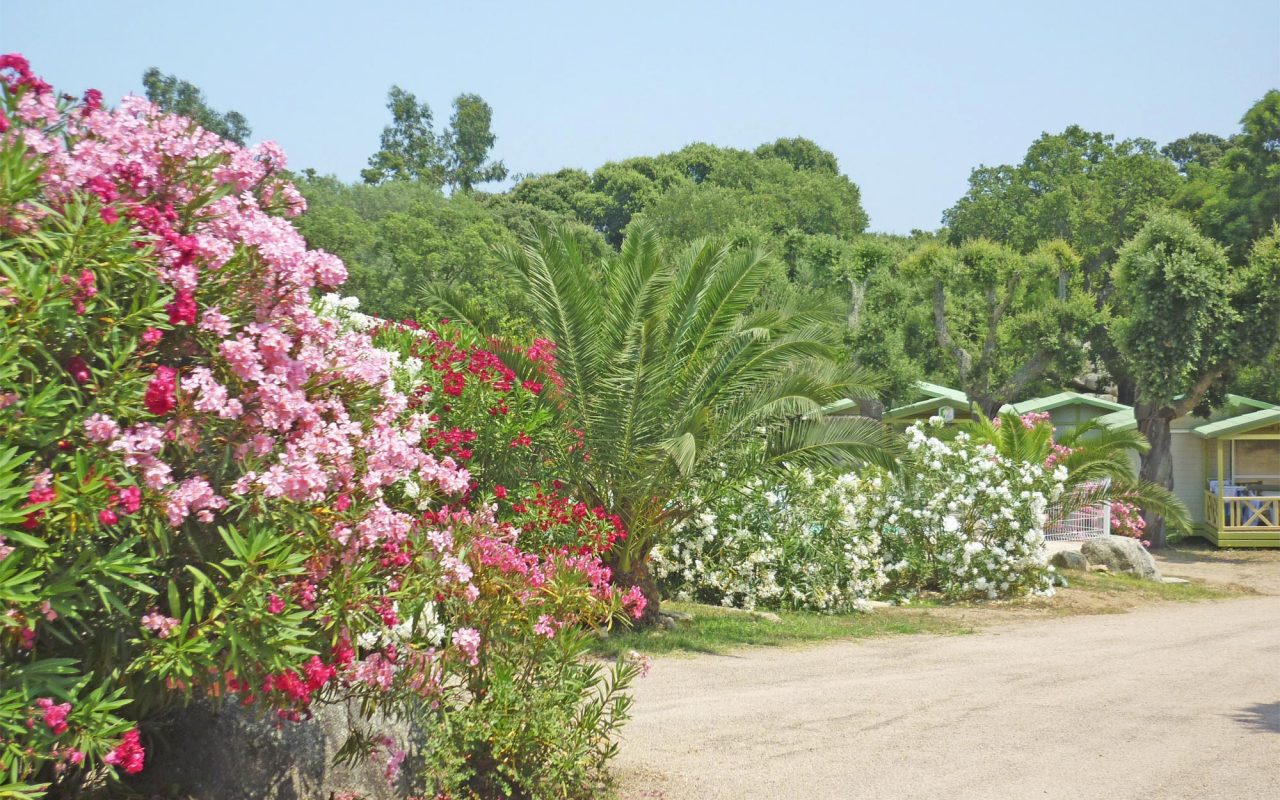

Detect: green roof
[1000,392,1129,416]
[1094,394,1278,435]
[818,398,860,416]
[916,381,968,404]
[1192,408,1280,439]
[819,381,969,421]
[1096,408,1138,432]
[1224,394,1279,412]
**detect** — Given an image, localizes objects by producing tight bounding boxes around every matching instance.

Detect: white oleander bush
[652,468,886,613]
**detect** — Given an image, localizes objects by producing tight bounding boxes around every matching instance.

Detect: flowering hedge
[865,419,1061,600]
[653,468,886,613]
[0,56,639,799]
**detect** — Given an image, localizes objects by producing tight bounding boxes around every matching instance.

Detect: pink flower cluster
[1110,501,1148,544]
[101,728,145,774]
[2,57,643,788]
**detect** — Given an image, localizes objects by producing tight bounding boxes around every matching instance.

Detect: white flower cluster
[317,293,425,382]
[865,418,1061,600]
[654,417,1061,610]
[652,469,887,613]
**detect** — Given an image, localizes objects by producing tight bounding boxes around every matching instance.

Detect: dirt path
[615,550,1280,800]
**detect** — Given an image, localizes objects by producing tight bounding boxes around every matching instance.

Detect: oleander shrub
[858,419,1061,600]
[652,468,886,612]
[0,55,640,800]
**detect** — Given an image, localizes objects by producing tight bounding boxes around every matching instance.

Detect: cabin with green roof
[999,392,1130,435]
[819,381,978,425]
[1096,395,1280,547]
[882,382,978,426]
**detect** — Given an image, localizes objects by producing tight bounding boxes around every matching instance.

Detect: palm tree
[971,411,1192,535]
[425,223,901,619]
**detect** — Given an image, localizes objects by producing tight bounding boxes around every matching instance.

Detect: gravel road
[615,551,1280,800]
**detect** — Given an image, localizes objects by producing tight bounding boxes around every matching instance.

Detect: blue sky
[3,1,1277,233]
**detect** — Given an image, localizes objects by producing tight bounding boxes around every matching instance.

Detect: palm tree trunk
[610,552,662,626]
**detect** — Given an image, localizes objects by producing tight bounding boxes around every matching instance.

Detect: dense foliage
[0,58,641,799]
[425,223,902,618]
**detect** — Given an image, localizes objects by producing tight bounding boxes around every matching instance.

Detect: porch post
[1217,440,1226,529]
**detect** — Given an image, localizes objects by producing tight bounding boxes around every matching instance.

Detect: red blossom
[165,289,197,325]
[116,485,142,514]
[65,356,91,384]
[144,366,177,415]
[35,698,72,736]
[266,594,286,614]
[102,729,145,774]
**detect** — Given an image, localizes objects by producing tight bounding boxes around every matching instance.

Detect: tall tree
[899,238,1097,415]
[1110,213,1280,546]
[141,67,251,144]
[361,85,446,185]
[363,87,509,192]
[444,93,508,192]
[424,223,900,619]
[1173,91,1280,261]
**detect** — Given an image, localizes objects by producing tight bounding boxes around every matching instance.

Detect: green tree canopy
[361,85,447,185]
[943,125,1181,275]
[296,175,525,328]
[499,138,868,249]
[141,67,251,144]
[1110,212,1280,544]
[892,238,1097,415]
[1172,90,1280,260]
[443,93,508,192]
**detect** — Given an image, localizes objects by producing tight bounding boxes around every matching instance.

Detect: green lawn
[593,573,1243,659]
[592,601,972,658]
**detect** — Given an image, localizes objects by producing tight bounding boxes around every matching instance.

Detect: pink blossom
[141,611,179,638]
[140,327,163,347]
[102,728,145,774]
[533,615,558,638]
[198,306,233,336]
[164,476,226,527]
[35,698,72,736]
[452,627,481,666]
[83,413,120,442]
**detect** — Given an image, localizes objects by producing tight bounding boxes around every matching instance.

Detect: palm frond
[766,417,904,472]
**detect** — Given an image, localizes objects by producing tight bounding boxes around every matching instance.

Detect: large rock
[1049,550,1089,572]
[1081,536,1162,581]
[131,699,416,800]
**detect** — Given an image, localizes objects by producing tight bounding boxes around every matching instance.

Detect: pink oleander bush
[1109,500,1148,544]
[0,56,641,800]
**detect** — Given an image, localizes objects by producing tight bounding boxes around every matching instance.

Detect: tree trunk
[857,398,885,420]
[847,280,867,330]
[610,552,662,626]
[1136,402,1174,548]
